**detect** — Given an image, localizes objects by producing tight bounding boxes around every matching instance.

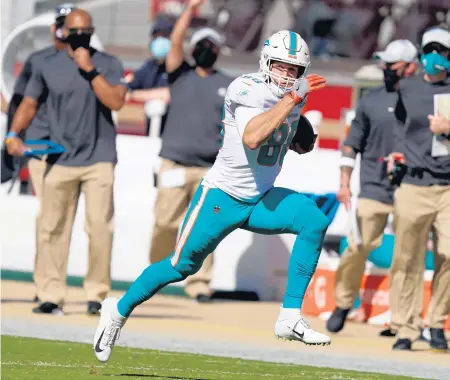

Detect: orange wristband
[287,91,303,105]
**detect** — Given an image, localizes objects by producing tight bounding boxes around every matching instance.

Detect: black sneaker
[326,307,350,333]
[195,294,212,303]
[32,302,63,315]
[379,328,396,337]
[430,328,448,351]
[87,301,102,315]
[393,338,412,350]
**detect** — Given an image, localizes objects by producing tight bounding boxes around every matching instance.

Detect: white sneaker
[275,307,331,346]
[93,297,127,362]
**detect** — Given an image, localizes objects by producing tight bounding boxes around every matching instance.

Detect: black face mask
[383,68,400,92]
[66,32,91,51]
[192,41,218,68]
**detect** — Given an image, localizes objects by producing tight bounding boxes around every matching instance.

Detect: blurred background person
[149,0,232,302]
[387,27,450,351]
[6,8,127,316]
[0,3,76,303]
[1,4,76,187]
[126,16,173,136]
[326,39,419,335]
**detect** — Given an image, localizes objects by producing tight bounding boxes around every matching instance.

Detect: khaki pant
[391,183,450,340]
[34,162,115,305]
[28,158,47,198]
[28,158,47,294]
[335,199,393,309]
[334,198,424,331]
[150,158,213,298]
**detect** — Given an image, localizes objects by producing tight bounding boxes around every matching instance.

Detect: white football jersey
[204,72,305,202]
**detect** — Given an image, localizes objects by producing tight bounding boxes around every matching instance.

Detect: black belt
[408,167,450,184]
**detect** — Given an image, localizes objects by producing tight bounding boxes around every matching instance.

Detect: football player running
[93,28,329,363]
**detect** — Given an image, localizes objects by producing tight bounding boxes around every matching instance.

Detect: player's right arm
[239,74,326,150]
[241,95,296,150]
[166,0,205,74]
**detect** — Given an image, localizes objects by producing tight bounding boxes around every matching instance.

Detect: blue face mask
[421,52,450,76]
[150,37,171,60]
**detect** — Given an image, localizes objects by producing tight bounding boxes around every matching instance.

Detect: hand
[387,152,405,174]
[290,74,326,104]
[187,0,206,10]
[428,114,450,135]
[337,185,352,211]
[5,136,26,156]
[72,47,94,72]
[306,74,327,93]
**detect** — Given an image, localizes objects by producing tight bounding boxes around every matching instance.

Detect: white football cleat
[275,307,331,346]
[93,297,127,362]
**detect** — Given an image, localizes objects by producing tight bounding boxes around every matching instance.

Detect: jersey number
[257,121,298,167]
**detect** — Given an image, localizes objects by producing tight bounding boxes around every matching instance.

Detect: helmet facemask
[259,54,309,98]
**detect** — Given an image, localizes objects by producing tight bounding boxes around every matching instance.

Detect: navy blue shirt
[128,59,168,135]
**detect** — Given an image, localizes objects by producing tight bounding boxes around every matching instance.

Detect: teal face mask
[150,37,171,60]
[421,52,450,76]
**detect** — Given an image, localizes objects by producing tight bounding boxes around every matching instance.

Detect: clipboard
[431,94,450,157]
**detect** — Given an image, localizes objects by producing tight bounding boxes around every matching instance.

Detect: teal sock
[282,235,322,309]
[117,257,184,317]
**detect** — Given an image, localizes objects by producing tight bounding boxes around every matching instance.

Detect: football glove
[289,74,327,105]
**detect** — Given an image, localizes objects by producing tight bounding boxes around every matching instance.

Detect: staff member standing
[1,3,76,187]
[149,0,232,302]
[5,3,76,304]
[326,40,419,334]
[6,9,126,315]
[387,27,450,351]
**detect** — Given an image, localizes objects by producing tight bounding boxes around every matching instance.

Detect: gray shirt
[13,46,58,141]
[25,48,124,166]
[159,61,233,167]
[344,86,396,204]
[394,75,450,186]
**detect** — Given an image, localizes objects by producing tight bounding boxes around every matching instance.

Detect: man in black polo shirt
[149,0,232,302]
[127,16,173,136]
[6,9,127,315]
[387,27,450,351]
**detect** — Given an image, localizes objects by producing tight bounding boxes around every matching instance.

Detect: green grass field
[1,335,420,380]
